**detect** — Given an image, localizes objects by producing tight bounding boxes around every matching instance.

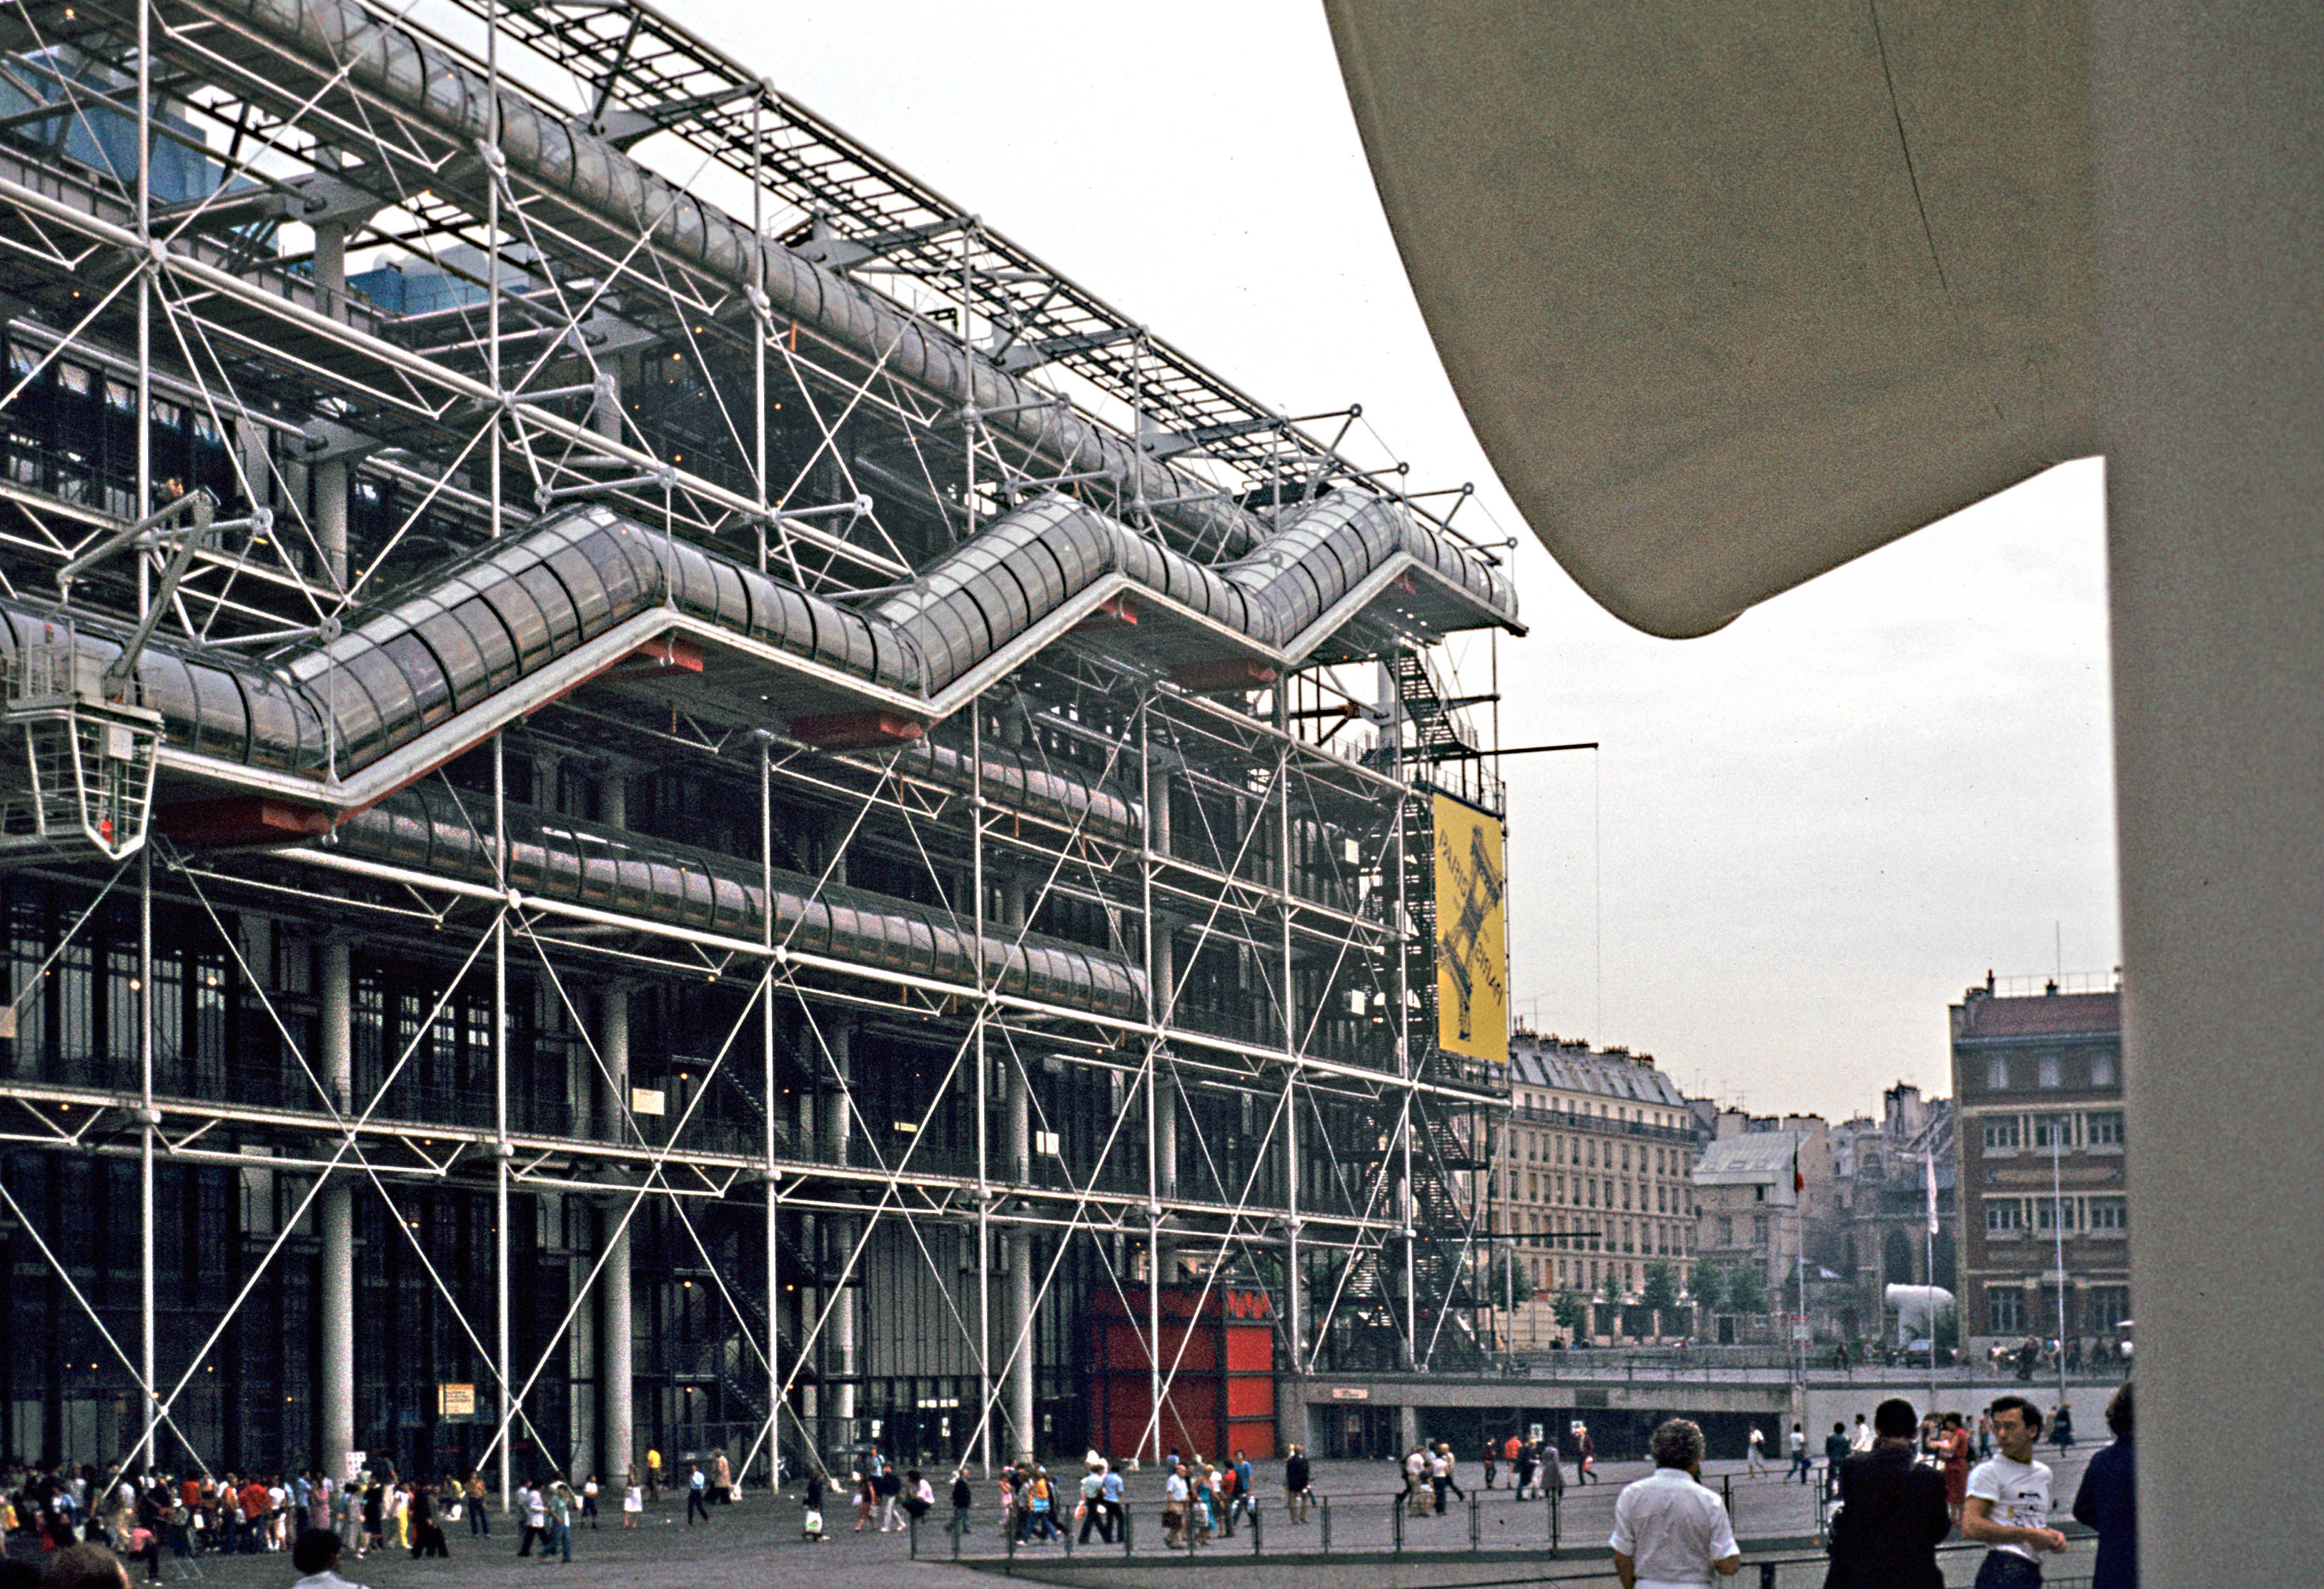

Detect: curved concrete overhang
[1326,0,2100,637]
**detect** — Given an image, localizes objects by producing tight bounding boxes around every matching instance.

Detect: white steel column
[599,986,633,1485]
[971,710,993,1474]
[134,0,156,1473]
[310,221,349,587]
[825,1019,855,1435]
[998,858,1033,1460]
[1276,695,1303,1370]
[1139,702,1165,1462]
[492,731,512,1507]
[318,936,354,1478]
[760,738,780,1487]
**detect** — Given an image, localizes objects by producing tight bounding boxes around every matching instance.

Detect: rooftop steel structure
[0,0,1517,1487]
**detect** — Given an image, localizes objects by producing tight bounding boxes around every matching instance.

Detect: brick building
[1951,976,2131,1355]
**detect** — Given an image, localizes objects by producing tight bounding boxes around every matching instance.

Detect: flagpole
[1925,1148,1940,1419]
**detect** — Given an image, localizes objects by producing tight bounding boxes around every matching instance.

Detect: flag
[1925,1151,1941,1236]
[1792,1143,1804,1194]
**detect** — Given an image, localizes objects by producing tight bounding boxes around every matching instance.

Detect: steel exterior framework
[0,0,1514,1487]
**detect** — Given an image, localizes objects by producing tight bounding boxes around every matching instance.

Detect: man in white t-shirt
[1849,1414,1874,1454]
[1746,1426,1767,1474]
[1163,1462,1191,1550]
[1962,1395,2069,1588]
[1609,1419,1742,1589]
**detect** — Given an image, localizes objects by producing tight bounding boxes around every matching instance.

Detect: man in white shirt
[1162,1462,1191,1549]
[1608,1420,1742,1589]
[1849,1415,1874,1454]
[1962,1395,2069,1589]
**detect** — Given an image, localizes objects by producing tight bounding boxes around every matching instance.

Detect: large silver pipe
[198,0,1273,559]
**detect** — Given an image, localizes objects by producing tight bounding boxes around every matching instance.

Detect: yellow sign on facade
[438,1383,475,1419]
[1431,791,1508,1061]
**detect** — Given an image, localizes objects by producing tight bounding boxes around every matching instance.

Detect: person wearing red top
[239,1477,269,1555]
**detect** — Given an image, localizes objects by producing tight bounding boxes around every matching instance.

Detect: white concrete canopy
[1326,0,2097,638]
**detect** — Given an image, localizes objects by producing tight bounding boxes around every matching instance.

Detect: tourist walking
[1788,1422,1812,1485]
[712,1450,732,1505]
[1162,1461,1190,1550]
[1511,1437,1536,1499]
[465,1472,490,1538]
[1283,1445,1311,1523]
[1402,1445,1429,1515]
[1822,1397,1948,1589]
[1077,1462,1110,1544]
[947,1470,975,1538]
[2070,1383,2136,1589]
[1824,1424,1851,1498]
[1747,1426,1769,1475]
[1607,1420,1742,1589]
[1941,1413,1974,1520]
[1962,1395,2069,1589]
[1574,1423,1598,1485]
[1849,1414,1873,1454]
[800,1470,828,1542]
[685,1463,711,1526]
[875,1461,904,1531]
[515,1482,545,1558]
[579,1475,598,1529]
[622,1470,642,1529]
[407,1483,447,1559]
[550,1480,575,1561]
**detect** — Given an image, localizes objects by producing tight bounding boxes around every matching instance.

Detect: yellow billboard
[1431,791,1508,1061]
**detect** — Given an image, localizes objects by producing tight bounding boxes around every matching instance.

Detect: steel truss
[0,0,1516,1488]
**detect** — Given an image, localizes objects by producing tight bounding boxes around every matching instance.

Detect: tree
[1641,1259,1681,1317]
[1486,1247,1533,1306]
[1602,1265,1628,1307]
[1690,1259,1727,1315]
[1728,1262,1770,1315]
[1551,1287,1589,1337]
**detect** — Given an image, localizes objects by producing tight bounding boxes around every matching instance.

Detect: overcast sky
[691,0,2121,1123]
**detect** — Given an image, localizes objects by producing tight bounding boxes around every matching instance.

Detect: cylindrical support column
[1007,1232,1036,1461]
[317,936,354,1480]
[2092,6,2324,1578]
[600,985,633,1482]
[826,1021,858,1434]
[310,222,349,588]
[997,866,1036,1457]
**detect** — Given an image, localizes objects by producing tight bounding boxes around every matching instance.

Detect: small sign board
[631,1087,667,1117]
[1328,1386,1370,1401]
[439,1383,476,1419]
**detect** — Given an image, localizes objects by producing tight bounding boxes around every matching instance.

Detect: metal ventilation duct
[205,0,1293,558]
[334,783,1147,1021]
[0,487,1510,795]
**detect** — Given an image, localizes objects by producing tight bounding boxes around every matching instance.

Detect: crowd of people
[0,1450,766,1578]
[1609,1384,2135,1589]
[0,1462,473,1575]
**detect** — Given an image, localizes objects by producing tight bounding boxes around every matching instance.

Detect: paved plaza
[21,1450,2105,1589]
